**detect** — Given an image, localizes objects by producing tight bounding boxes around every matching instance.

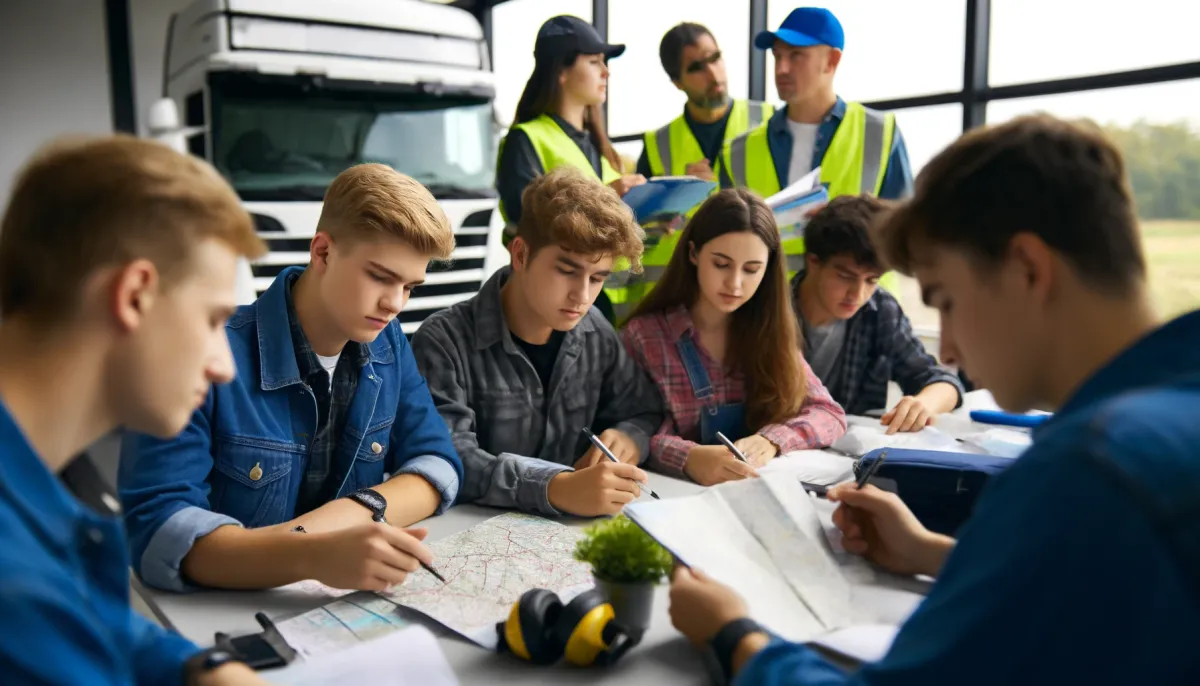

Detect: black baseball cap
[534,15,626,61]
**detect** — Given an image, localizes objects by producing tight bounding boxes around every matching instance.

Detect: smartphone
[226,633,289,670]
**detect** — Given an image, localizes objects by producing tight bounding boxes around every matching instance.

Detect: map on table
[379,512,594,647]
[276,591,411,658]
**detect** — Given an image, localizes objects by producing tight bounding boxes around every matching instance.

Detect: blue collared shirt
[0,402,199,684]
[720,97,913,200]
[119,266,463,592]
[736,310,1200,685]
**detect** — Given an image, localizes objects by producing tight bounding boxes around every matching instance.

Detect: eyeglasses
[684,50,723,74]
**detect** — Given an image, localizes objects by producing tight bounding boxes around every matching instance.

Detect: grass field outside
[896,218,1200,338]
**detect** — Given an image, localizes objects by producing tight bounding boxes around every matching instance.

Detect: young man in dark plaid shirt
[121,164,461,593]
[412,167,664,518]
[792,195,963,432]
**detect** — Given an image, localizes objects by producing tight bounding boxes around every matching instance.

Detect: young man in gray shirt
[412,168,664,517]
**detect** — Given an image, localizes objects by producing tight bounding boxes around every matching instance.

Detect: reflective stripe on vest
[643,100,775,178]
[497,114,621,224]
[723,102,895,200]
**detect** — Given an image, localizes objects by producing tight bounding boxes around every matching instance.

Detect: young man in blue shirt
[120,164,462,593]
[668,115,1200,684]
[0,137,269,683]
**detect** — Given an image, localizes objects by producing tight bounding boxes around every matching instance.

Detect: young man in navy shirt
[668,115,1200,684]
[0,137,269,683]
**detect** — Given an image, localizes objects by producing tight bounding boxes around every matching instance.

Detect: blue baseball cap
[754,7,844,51]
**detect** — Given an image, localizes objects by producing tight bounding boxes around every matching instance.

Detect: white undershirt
[786,119,819,187]
[316,352,340,390]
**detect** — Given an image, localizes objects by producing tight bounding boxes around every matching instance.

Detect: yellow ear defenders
[496,588,638,667]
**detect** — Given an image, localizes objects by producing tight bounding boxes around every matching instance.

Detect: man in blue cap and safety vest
[720,6,913,273]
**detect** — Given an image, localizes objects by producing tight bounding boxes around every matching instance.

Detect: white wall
[0,0,113,211]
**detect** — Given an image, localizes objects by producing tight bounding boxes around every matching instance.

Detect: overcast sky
[492,0,1200,173]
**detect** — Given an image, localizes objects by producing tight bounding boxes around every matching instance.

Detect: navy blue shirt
[636,104,736,177]
[737,310,1200,685]
[0,402,199,684]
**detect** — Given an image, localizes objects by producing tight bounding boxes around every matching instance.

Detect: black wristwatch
[184,647,241,683]
[348,487,387,523]
[709,618,764,682]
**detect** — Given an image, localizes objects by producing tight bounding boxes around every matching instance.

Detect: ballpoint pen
[581,427,660,499]
[715,431,749,463]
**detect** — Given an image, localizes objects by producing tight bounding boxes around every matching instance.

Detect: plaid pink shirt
[621,306,848,475]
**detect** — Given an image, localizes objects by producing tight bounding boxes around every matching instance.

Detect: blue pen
[969,410,1051,429]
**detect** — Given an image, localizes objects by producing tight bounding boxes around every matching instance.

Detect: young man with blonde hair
[412,167,664,517]
[121,164,463,593]
[0,136,269,683]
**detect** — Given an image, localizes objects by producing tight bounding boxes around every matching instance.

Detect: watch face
[204,649,237,669]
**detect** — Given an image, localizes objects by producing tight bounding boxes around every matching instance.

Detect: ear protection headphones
[496,588,638,667]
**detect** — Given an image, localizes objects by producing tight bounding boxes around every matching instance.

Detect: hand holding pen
[581,427,660,499]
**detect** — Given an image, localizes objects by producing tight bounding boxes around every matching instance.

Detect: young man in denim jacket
[121,164,462,593]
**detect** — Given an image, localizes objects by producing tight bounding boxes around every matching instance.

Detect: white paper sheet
[273,625,458,686]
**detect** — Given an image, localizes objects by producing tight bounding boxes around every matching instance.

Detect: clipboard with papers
[621,176,717,225]
[766,166,829,238]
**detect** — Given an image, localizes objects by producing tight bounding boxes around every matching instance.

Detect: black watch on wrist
[709,617,764,683]
[348,487,387,523]
[184,647,241,682]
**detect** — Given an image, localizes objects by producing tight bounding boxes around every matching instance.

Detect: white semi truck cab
[148,0,508,333]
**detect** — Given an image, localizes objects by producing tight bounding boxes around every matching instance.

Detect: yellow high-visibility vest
[722,101,898,286]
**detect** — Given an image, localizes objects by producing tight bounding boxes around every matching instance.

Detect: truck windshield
[210,73,497,201]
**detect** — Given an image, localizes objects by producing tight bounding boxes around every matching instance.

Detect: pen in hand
[715,431,749,463]
[855,449,889,490]
[580,427,660,500]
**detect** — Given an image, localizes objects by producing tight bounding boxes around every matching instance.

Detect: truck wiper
[238,185,328,201]
[422,183,497,200]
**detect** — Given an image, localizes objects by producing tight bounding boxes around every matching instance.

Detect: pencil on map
[421,560,448,584]
[580,427,661,500]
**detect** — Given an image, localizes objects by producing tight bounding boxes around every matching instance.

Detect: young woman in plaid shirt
[621,189,846,485]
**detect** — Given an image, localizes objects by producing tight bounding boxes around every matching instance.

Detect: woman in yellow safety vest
[496,15,646,321]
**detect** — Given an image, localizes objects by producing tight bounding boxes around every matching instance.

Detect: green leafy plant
[573,515,673,584]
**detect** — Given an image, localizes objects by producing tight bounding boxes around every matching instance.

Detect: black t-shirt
[636,103,735,177]
[497,114,603,224]
[512,329,566,392]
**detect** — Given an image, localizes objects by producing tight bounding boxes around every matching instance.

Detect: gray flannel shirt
[791,268,964,416]
[411,267,665,515]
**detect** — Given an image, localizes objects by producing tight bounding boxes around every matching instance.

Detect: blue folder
[622,177,717,224]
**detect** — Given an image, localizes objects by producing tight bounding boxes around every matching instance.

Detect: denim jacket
[119,266,462,592]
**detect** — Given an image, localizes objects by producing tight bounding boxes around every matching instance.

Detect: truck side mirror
[147,98,181,135]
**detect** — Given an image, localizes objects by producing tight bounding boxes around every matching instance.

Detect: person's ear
[111,259,159,332]
[825,47,843,73]
[510,237,530,271]
[310,233,334,273]
[688,242,698,266]
[1007,232,1055,306]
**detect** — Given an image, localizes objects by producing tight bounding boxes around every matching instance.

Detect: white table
[136,431,960,684]
[137,473,724,684]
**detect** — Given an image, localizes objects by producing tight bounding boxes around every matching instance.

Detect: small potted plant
[573,515,673,636]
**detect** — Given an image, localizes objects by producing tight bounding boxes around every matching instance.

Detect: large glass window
[989,0,1200,86]
[765,0,965,104]
[210,73,495,200]
[989,79,1200,319]
[492,0,592,127]
[607,0,750,137]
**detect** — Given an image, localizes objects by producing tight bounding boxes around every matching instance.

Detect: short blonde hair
[316,163,455,260]
[517,167,645,273]
[0,134,264,323]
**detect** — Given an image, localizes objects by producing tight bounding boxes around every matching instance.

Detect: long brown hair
[629,189,806,429]
[514,52,623,173]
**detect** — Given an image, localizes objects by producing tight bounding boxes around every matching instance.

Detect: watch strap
[348,487,387,523]
[710,617,763,682]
